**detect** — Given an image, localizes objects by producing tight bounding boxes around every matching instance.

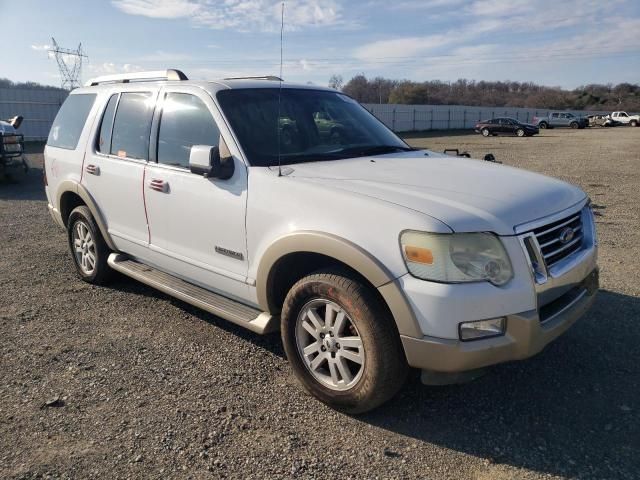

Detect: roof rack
[223,75,283,82]
[85,69,188,86]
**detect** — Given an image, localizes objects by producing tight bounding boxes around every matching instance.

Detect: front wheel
[281,269,408,414]
[481,128,490,137]
[539,122,548,129]
[516,128,525,137]
[67,205,113,284]
[631,120,638,127]
[570,122,579,129]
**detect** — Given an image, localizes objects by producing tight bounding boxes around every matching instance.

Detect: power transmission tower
[49,38,88,90]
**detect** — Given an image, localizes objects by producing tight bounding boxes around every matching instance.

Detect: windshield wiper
[338,145,415,157]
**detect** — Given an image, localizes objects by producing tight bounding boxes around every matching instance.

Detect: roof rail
[85,69,188,86]
[223,75,283,82]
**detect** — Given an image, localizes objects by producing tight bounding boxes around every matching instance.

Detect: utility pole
[49,38,88,90]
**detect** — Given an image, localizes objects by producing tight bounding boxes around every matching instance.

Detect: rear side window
[111,92,154,160]
[47,94,96,150]
[97,94,118,154]
[157,93,220,168]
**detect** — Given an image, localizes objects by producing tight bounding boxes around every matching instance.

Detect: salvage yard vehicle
[475,117,539,137]
[533,111,589,129]
[609,111,639,127]
[0,115,28,177]
[44,69,599,413]
[587,114,619,127]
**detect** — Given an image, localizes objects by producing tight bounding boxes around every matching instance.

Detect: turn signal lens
[403,246,433,265]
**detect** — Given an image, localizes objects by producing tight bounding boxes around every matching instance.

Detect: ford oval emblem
[559,227,575,244]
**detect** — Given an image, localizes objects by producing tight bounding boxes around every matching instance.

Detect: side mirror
[189,145,235,180]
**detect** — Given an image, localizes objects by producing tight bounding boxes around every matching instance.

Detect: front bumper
[401,269,598,373]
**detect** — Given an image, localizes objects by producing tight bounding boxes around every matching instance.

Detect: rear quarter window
[47,94,97,150]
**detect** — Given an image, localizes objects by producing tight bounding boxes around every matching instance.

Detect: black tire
[570,122,579,129]
[281,268,408,414]
[481,128,490,137]
[67,205,113,285]
[631,120,638,127]
[516,128,525,137]
[539,122,548,129]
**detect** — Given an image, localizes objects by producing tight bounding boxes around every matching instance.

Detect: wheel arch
[256,231,423,338]
[56,180,117,251]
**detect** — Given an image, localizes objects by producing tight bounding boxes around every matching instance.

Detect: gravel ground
[1,127,639,479]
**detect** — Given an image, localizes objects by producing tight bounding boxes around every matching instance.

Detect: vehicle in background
[587,115,619,128]
[475,117,539,137]
[533,112,588,129]
[0,115,28,178]
[609,111,640,127]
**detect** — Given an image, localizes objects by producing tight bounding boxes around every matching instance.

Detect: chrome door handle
[149,179,169,193]
[85,164,100,175]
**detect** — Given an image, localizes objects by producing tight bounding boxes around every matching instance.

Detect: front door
[143,86,250,301]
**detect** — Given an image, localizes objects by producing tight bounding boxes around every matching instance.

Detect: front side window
[216,88,410,167]
[47,93,96,150]
[111,92,154,160]
[551,113,559,118]
[157,93,220,168]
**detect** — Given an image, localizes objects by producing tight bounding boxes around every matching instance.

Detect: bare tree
[328,74,344,91]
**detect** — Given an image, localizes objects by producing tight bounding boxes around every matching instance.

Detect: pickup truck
[609,111,639,127]
[533,112,589,129]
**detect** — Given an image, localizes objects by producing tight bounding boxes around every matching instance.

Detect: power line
[49,38,89,90]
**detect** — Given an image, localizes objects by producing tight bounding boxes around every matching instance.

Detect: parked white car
[44,70,599,413]
[609,111,640,126]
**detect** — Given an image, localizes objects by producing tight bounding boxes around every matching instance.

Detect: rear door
[143,86,250,301]
[81,87,158,257]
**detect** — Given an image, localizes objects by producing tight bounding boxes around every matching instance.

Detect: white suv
[44,69,599,413]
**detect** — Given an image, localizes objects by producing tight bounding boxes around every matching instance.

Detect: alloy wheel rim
[72,220,96,275]
[295,299,365,391]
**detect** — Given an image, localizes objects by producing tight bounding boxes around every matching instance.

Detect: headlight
[400,231,513,286]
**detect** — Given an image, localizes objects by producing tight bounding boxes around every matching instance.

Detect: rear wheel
[631,120,638,127]
[570,122,579,129]
[481,128,490,137]
[67,205,113,285]
[516,128,525,137]
[281,269,408,414]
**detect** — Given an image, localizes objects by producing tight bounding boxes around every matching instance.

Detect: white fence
[0,88,68,141]
[363,103,611,132]
[0,87,626,141]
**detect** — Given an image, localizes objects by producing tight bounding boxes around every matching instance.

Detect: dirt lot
[1,128,639,479]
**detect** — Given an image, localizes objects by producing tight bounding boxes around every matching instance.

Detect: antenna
[276,1,285,177]
[49,38,88,90]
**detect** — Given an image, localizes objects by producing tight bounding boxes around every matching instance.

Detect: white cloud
[111,0,199,18]
[112,0,345,31]
[86,62,145,77]
[31,44,52,51]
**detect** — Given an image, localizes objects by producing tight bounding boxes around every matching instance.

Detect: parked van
[44,70,599,413]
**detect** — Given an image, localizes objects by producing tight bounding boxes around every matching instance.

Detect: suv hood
[286,151,586,235]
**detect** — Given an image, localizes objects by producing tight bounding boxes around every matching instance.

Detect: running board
[107,253,278,334]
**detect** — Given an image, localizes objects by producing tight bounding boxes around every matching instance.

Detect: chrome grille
[532,213,583,267]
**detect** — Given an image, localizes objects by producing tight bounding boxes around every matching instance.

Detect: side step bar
[107,253,278,334]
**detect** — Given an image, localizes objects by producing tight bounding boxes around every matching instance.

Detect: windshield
[216,88,410,166]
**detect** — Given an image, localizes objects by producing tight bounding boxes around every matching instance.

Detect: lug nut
[321,346,326,351]
[320,333,325,339]
[336,343,340,349]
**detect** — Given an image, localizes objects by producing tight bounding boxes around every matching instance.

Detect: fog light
[459,317,506,341]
